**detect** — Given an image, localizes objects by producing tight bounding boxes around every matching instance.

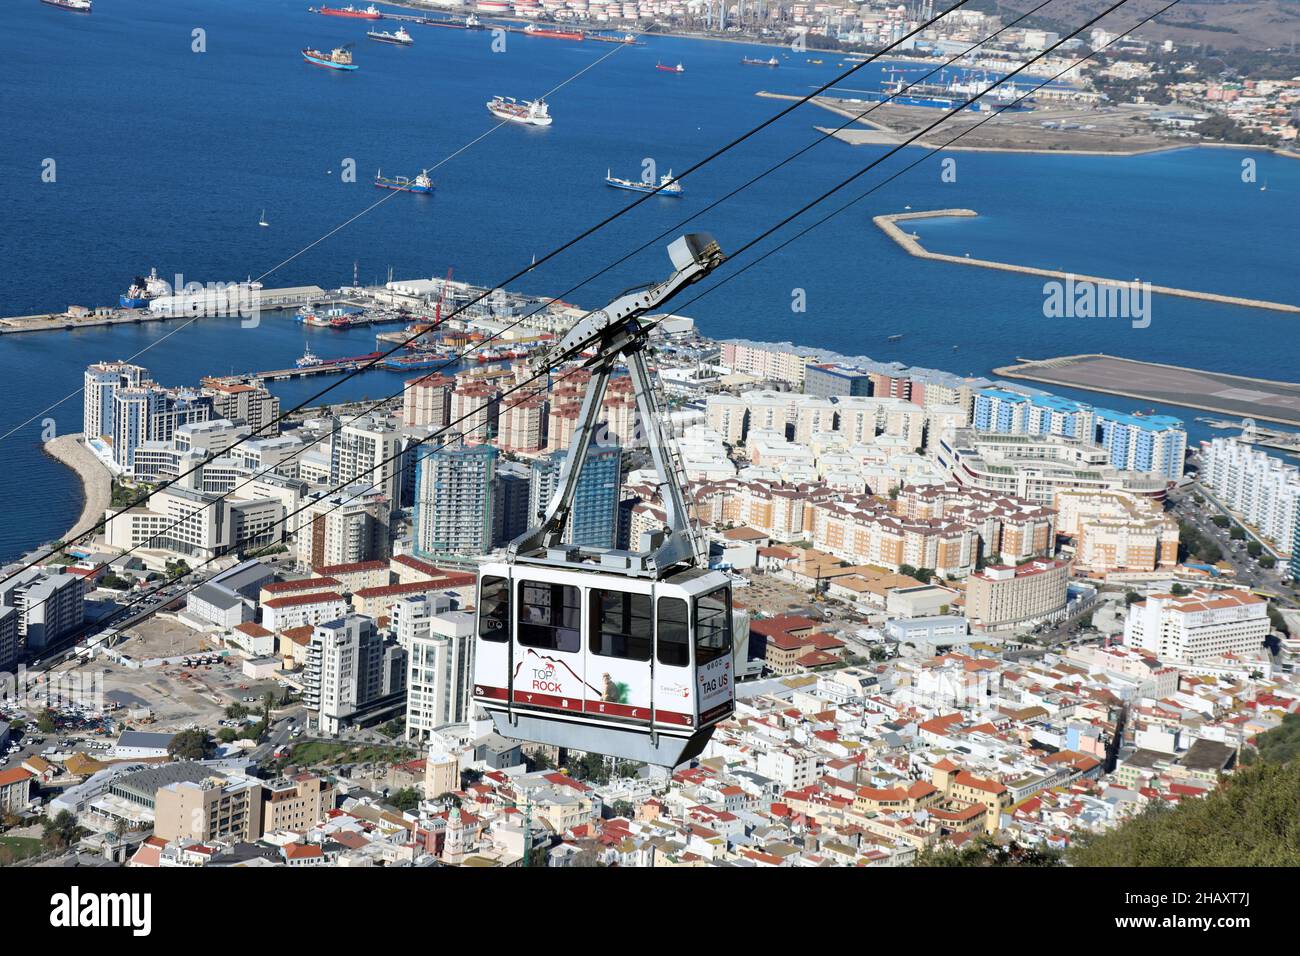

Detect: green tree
[1260,555,1277,569]
[41,810,83,850]
[1230,526,1246,541]
[225,703,248,719]
[1170,583,1191,597]
[1125,591,1142,606]
[1246,541,1262,558]
[389,787,421,812]
[36,709,56,734]
[917,835,1062,867]
[167,727,213,760]
[1211,515,1230,528]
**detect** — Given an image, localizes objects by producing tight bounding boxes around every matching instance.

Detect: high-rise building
[0,569,85,655]
[1095,409,1186,480]
[111,386,212,474]
[305,615,403,736]
[295,485,390,570]
[403,373,454,428]
[1201,437,1300,551]
[964,558,1070,630]
[493,460,531,547]
[0,606,19,674]
[412,442,497,558]
[1125,588,1269,665]
[331,414,405,509]
[200,379,281,436]
[527,445,621,549]
[83,361,146,442]
[397,600,475,740]
[804,364,872,398]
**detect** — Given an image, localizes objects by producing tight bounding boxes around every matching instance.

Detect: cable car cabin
[473,560,735,767]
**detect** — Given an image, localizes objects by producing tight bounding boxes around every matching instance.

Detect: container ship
[374,169,434,193]
[656,61,684,73]
[367,26,413,44]
[41,0,93,12]
[316,4,381,19]
[523,23,584,40]
[605,169,682,196]
[741,56,779,67]
[302,46,358,70]
[119,268,169,309]
[486,95,552,127]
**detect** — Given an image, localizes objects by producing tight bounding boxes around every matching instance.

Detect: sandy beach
[43,433,111,544]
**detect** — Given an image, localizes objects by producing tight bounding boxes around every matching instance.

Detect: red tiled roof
[263,591,345,610]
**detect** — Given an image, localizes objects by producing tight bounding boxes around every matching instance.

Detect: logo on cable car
[530,663,563,693]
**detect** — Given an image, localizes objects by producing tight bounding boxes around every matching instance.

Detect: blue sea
[2,0,1298,560]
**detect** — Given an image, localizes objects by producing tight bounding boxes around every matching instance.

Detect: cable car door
[585,583,654,725]
[512,576,587,719]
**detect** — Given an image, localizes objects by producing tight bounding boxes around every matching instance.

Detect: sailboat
[258,209,269,227]
[1261,178,1268,192]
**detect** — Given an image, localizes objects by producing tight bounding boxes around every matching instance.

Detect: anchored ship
[302,46,357,70]
[367,26,413,44]
[605,169,682,196]
[317,4,381,19]
[486,95,552,126]
[374,169,434,193]
[741,56,779,67]
[523,23,584,40]
[41,0,93,11]
[119,268,169,309]
[656,61,685,73]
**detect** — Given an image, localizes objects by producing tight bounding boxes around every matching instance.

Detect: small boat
[465,14,484,29]
[258,209,269,227]
[487,95,552,126]
[656,61,685,73]
[302,46,358,70]
[605,169,682,196]
[741,56,779,67]
[296,344,324,368]
[374,168,434,193]
[41,0,93,11]
[367,26,413,44]
[887,333,904,342]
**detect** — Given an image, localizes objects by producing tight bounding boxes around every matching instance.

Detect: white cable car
[473,234,736,767]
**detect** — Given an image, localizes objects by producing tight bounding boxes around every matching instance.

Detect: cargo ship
[741,56,779,67]
[523,23,584,40]
[119,268,169,309]
[302,46,358,70]
[374,168,434,193]
[605,169,682,196]
[486,95,552,127]
[41,0,93,12]
[381,352,454,371]
[316,4,381,19]
[656,61,684,73]
[367,26,413,44]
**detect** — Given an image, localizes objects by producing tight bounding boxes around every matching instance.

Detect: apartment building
[1124,588,1269,665]
[964,558,1070,630]
[262,773,334,833]
[399,601,475,739]
[153,773,266,844]
[1054,489,1179,573]
[1200,437,1300,551]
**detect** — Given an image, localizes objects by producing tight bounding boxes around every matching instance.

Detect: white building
[1200,437,1300,552]
[397,600,475,740]
[1124,588,1269,666]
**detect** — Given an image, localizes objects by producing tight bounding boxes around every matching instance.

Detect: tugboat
[373,168,434,193]
[486,95,552,126]
[367,26,413,44]
[605,169,682,196]
[656,61,685,73]
[296,343,324,368]
[302,46,358,70]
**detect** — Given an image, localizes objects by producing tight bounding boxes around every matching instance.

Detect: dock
[993,354,1300,428]
[0,285,328,336]
[873,209,1300,315]
[207,352,385,383]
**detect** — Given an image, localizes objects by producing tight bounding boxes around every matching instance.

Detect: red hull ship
[318,4,382,19]
[523,24,584,40]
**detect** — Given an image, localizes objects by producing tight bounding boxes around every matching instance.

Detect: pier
[874,209,1300,316]
[993,354,1300,428]
[207,352,385,383]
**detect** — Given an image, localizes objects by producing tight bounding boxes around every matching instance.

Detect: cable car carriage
[473,234,736,767]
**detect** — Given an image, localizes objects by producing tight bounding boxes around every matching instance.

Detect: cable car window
[656,596,690,667]
[518,580,581,652]
[695,589,732,665]
[478,575,510,643]
[590,589,652,661]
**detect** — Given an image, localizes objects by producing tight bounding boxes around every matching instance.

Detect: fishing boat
[656,61,685,73]
[367,26,413,44]
[486,95,552,126]
[605,169,682,196]
[374,169,434,193]
[302,46,358,70]
[741,56,779,67]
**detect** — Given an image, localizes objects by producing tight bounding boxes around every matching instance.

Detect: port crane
[473,234,736,767]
